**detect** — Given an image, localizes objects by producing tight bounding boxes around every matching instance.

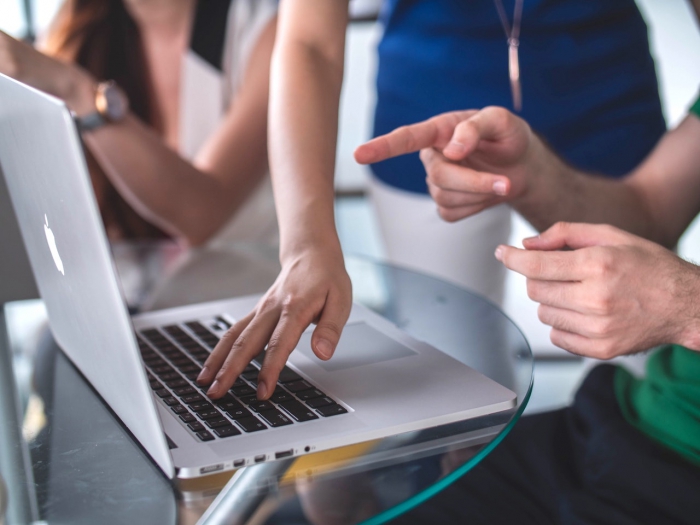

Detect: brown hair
[44,0,166,239]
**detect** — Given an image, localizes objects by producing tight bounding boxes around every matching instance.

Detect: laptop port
[275,449,294,459]
[233,459,245,467]
[254,454,266,463]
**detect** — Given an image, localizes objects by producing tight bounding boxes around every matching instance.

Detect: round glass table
[0,243,533,525]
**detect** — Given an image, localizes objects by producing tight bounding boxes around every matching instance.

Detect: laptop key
[271,389,294,404]
[258,409,293,428]
[316,404,348,417]
[170,404,187,414]
[189,401,214,412]
[197,409,223,420]
[296,389,325,401]
[213,425,241,438]
[154,388,170,398]
[242,370,259,381]
[277,367,302,384]
[248,401,275,413]
[152,365,175,376]
[188,422,205,432]
[162,396,179,406]
[179,413,196,423]
[285,380,314,393]
[231,385,256,397]
[159,372,181,382]
[149,380,163,390]
[305,396,335,409]
[215,399,242,413]
[196,431,214,442]
[279,400,319,422]
[164,379,188,389]
[235,417,267,432]
[172,386,196,397]
[225,406,254,420]
[205,418,231,429]
[181,394,205,405]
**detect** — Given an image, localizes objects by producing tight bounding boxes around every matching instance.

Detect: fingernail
[445,141,466,154]
[316,339,333,359]
[197,366,210,384]
[494,246,504,261]
[493,180,507,196]
[257,381,268,400]
[207,380,220,397]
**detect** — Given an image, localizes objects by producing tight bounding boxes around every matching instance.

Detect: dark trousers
[392,365,700,525]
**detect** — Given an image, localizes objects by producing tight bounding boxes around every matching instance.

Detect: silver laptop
[0,74,516,480]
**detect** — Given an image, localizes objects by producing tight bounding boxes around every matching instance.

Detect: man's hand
[496,222,700,358]
[198,247,352,400]
[354,107,541,222]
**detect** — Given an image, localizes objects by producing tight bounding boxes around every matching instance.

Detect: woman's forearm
[84,111,266,246]
[268,0,349,261]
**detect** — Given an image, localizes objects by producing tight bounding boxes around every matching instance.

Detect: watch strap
[76,111,108,133]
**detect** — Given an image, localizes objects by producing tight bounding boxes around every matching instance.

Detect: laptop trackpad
[297,322,417,372]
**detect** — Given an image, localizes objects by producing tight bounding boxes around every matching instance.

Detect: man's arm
[356,107,700,247]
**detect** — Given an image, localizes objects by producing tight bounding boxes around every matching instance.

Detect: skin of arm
[355,107,700,356]
[198,0,354,400]
[0,25,274,246]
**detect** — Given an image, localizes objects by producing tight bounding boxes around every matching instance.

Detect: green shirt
[692,94,700,117]
[616,346,700,466]
[615,93,700,466]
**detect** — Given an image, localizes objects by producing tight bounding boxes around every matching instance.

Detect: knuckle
[551,221,570,236]
[526,280,540,302]
[596,341,617,360]
[483,106,510,127]
[430,162,448,187]
[438,207,459,223]
[317,320,343,341]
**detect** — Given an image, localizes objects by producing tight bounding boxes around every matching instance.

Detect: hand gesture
[198,247,352,399]
[496,222,700,358]
[355,107,539,221]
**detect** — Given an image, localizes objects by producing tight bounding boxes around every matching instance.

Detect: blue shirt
[371,0,666,194]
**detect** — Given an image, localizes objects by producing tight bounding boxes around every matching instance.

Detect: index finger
[354,110,476,164]
[495,245,586,281]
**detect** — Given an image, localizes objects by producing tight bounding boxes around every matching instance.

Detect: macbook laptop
[0,74,516,480]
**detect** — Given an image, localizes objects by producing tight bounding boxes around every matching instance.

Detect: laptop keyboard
[137,318,348,442]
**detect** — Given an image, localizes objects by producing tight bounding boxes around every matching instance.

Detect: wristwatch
[77,81,129,132]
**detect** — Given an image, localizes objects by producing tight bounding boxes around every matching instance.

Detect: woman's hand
[0,30,95,115]
[496,222,700,358]
[355,107,543,222]
[198,245,352,400]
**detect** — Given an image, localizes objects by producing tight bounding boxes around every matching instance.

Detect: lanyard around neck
[493,0,524,111]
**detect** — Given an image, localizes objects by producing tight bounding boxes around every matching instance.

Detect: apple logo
[44,214,64,276]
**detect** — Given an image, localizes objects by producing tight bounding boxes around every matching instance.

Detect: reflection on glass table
[0,243,533,525]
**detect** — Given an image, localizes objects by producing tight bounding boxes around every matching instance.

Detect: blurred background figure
[0,0,277,247]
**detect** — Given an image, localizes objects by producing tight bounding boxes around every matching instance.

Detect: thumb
[310,291,350,361]
[523,222,628,251]
[442,106,522,161]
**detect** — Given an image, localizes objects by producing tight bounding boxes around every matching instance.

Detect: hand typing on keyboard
[195,249,352,400]
[139,323,347,442]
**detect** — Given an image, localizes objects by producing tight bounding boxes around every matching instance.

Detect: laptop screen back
[0,74,173,478]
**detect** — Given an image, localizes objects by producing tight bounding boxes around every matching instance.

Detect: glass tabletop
[0,242,533,525]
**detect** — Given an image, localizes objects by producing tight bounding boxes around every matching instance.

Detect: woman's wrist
[60,66,97,117]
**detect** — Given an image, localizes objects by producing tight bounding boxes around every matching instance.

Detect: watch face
[96,82,128,121]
